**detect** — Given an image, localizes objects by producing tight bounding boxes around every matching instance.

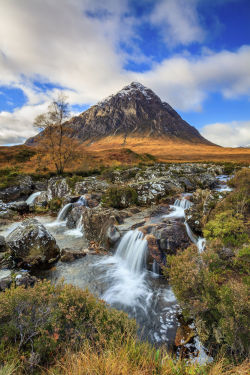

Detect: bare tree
[34,93,78,174]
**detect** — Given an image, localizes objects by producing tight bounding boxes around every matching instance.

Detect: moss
[48,198,62,212]
[102,185,138,209]
[0,168,23,189]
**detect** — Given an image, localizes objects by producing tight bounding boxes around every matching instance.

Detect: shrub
[102,185,138,209]
[0,282,136,370]
[15,149,36,163]
[203,210,248,247]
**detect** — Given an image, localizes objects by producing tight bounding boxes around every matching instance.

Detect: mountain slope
[26,82,213,146]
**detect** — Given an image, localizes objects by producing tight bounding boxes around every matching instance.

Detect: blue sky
[0,0,250,146]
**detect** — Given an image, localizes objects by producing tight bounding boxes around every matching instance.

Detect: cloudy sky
[0,0,250,147]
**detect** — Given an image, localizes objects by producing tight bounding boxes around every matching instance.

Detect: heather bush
[0,281,136,371]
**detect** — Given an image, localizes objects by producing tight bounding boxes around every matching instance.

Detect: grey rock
[6,218,60,270]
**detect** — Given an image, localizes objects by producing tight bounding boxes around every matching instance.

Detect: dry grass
[0,136,249,176]
[85,136,250,163]
[46,342,250,375]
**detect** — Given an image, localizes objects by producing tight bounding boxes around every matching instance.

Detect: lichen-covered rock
[129,179,181,205]
[0,175,34,202]
[47,177,72,201]
[185,189,220,234]
[82,206,136,248]
[6,219,60,270]
[75,177,109,195]
[8,201,29,214]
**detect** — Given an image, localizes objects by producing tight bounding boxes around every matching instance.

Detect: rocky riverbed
[0,162,234,362]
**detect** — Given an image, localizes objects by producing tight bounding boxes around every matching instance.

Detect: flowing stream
[2,180,233,362]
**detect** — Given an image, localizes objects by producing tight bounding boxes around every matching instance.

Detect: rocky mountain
[26,82,212,145]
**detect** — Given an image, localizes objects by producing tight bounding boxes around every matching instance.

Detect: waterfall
[115,230,148,274]
[26,191,41,205]
[152,259,160,275]
[95,230,149,308]
[77,195,87,206]
[164,198,193,219]
[65,214,83,237]
[184,219,206,253]
[174,198,193,210]
[56,203,72,222]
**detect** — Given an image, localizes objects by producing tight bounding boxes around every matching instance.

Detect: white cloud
[0,0,250,144]
[150,0,204,46]
[201,121,250,147]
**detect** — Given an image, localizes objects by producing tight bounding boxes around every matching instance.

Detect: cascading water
[93,230,179,345]
[46,203,72,227]
[115,230,148,273]
[77,195,87,206]
[26,191,41,205]
[165,198,206,253]
[65,214,84,237]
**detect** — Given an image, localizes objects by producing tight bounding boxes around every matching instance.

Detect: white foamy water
[93,230,179,344]
[26,191,42,205]
[46,203,72,228]
[164,198,206,253]
[65,214,84,237]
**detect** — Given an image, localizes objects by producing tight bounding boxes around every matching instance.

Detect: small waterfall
[184,221,206,253]
[174,198,193,210]
[77,195,87,206]
[197,237,206,253]
[65,214,84,237]
[164,198,193,219]
[152,259,160,275]
[26,191,41,205]
[56,203,72,222]
[115,230,148,274]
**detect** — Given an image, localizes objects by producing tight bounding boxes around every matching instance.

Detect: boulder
[47,177,72,200]
[8,201,29,214]
[0,270,37,292]
[129,179,181,205]
[83,206,126,248]
[143,220,191,269]
[0,175,33,202]
[61,248,86,262]
[6,219,60,270]
[185,189,220,234]
[75,177,109,195]
[106,217,121,246]
[66,206,84,229]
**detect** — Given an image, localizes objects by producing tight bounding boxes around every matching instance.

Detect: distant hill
[26,82,213,146]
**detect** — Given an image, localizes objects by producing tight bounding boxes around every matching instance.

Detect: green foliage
[168,244,250,358]
[14,149,36,163]
[204,210,248,247]
[0,168,22,189]
[48,198,63,212]
[0,281,136,371]
[102,185,138,208]
[167,167,250,359]
[66,175,84,191]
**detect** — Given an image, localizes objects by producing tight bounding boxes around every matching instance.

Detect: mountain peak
[97,81,158,107]
[26,82,213,146]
